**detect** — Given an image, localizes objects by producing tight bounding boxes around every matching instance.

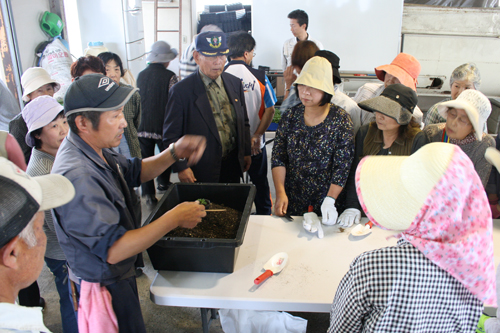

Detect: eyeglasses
[447,109,471,126]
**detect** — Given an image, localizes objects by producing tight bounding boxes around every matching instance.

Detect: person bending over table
[338,84,427,227]
[424,62,481,126]
[424,89,494,187]
[328,142,496,332]
[272,56,354,223]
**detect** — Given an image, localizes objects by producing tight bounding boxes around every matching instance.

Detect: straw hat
[21,67,60,102]
[374,53,421,91]
[437,89,491,141]
[294,56,335,95]
[356,142,456,231]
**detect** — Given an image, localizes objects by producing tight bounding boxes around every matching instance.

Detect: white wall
[9,0,52,73]
[142,0,192,75]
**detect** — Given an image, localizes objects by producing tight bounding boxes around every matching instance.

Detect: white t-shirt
[282,35,324,71]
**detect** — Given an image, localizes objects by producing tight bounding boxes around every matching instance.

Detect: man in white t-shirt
[282,9,323,72]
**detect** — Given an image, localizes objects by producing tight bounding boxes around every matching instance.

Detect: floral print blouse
[272,103,354,215]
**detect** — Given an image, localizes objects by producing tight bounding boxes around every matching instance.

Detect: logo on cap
[98,77,111,88]
[207,36,222,49]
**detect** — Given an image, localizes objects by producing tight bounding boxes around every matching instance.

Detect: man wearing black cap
[163,31,251,184]
[51,74,207,332]
[0,157,75,333]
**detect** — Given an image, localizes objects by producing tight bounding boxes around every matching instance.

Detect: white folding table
[150,216,500,331]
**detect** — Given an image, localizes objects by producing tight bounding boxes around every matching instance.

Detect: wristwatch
[169,143,180,162]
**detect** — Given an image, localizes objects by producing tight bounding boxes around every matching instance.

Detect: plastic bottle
[84,42,108,56]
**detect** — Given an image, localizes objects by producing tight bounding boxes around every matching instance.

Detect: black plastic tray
[144,183,256,273]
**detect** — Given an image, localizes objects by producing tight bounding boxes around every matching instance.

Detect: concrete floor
[37,133,330,332]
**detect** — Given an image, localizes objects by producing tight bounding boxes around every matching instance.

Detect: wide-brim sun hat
[294,56,335,96]
[0,157,75,248]
[437,89,491,141]
[356,142,456,231]
[22,95,64,147]
[21,67,61,102]
[374,53,421,91]
[146,41,178,63]
[358,83,417,125]
[64,74,137,117]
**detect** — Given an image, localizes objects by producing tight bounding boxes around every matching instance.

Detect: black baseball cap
[195,32,229,57]
[64,74,137,117]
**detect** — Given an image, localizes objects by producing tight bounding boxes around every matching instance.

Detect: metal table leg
[200,308,219,333]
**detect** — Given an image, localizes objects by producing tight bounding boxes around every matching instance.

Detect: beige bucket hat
[294,56,335,96]
[21,67,60,102]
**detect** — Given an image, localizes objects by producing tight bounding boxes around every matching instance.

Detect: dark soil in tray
[166,203,242,239]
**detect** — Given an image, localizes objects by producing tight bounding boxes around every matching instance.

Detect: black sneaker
[157,183,172,192]
[143,194,158,206]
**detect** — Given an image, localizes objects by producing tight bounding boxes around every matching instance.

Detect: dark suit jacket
[163,70,251,182]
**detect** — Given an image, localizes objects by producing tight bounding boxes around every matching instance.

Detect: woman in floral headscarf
[328,142,496,333]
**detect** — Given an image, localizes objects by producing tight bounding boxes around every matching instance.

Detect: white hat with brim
[294,56,335,96]
[0,157,75,248]
[356,142,456,231]
[21,67,60,102]
[437,89,491,141]
[22,95,64,147]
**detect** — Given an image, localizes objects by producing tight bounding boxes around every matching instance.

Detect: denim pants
[45,257,78,333]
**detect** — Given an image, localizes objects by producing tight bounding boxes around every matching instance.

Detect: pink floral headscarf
[356,146,496,305]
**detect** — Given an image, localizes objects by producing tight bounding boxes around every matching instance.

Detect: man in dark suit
[163,31,251,183]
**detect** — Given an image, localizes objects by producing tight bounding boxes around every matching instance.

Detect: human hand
[243,156,252,172]
[321,197,338,225]
[337,208,361,227]
[174,135,207,166]
[170,201,206,229]
[284,66,297,88]
[251,135,262,156]
[274,192,288,216]
[178,168,196,183]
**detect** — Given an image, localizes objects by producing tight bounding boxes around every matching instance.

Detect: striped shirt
[179,41,197,80]
[26,148,65,260]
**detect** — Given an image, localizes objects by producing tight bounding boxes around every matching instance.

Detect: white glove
[303,212,323,238]
[337,208,361,227]
[321,197,338,225]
